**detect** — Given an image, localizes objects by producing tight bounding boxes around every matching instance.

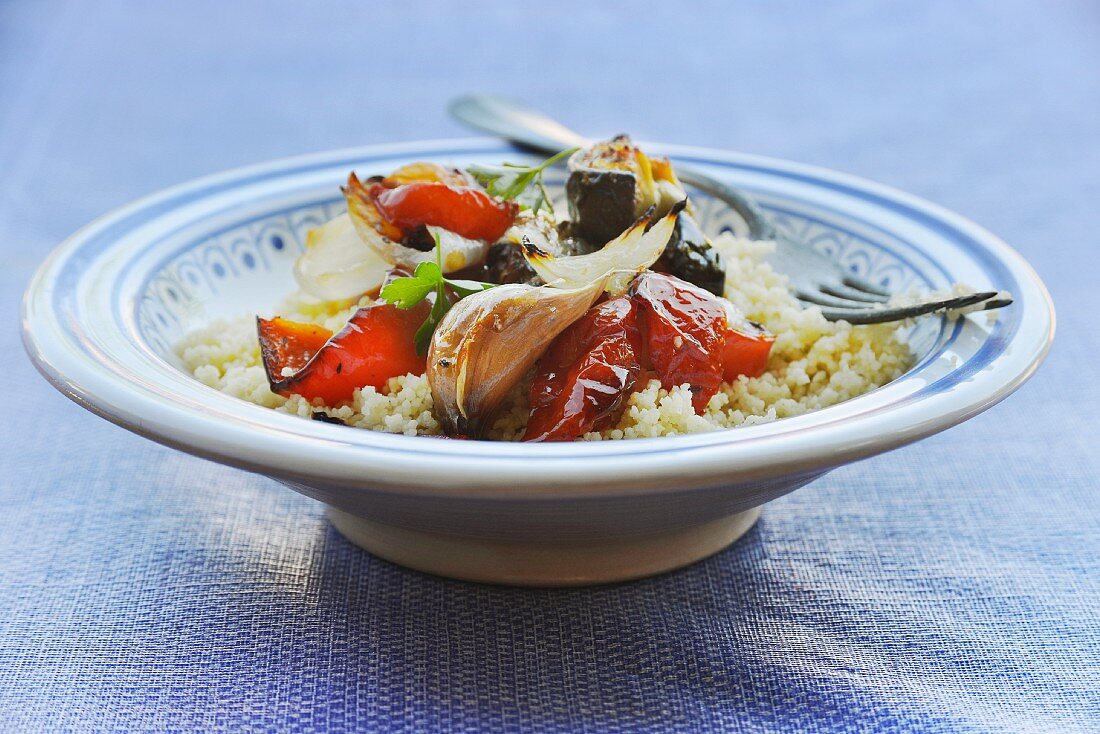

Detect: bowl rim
[21,138,1056,497]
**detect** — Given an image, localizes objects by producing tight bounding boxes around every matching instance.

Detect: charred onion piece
[484,210,568,285]
[293,213,394,301]
[522,202,683,295]
[345,172,404,243]
[382,162,472,188]
[427,280,605,437]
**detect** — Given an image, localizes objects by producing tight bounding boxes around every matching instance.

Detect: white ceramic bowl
[22,140,1054,585]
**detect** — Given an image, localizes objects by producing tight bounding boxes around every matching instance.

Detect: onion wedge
[427,280,605,437]
[293,213,392,301]
[344,173,489,273]
[498,209,566,257]
[522,201,684,295]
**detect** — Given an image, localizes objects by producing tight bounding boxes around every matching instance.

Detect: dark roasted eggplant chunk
[565,168,637,247]
[402,224,437,252]
[565,135,688,250]
[485,242,540,285]
[555,220,601,256]
[656,213,726,296]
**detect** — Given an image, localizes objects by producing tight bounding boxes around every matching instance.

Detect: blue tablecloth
[2,2,1097,731]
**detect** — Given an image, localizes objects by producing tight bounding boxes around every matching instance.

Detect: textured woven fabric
[2,1,1098,731]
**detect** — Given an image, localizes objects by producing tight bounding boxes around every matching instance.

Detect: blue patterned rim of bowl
[21,140,1054,496]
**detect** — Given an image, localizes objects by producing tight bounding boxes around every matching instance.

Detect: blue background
[2,1,1098,731]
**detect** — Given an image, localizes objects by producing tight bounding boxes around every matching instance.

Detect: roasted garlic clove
[427,280,605,437]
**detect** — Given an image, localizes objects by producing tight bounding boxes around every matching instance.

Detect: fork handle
[449,95,587,153]
[448,94,775,240]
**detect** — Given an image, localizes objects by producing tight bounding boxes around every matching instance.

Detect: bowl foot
[325,505,762,586]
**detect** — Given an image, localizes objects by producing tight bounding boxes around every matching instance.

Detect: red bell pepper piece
[371,182,518,242]
[257,317,333,383]
[524,297,644,442]
[260,301,429,405]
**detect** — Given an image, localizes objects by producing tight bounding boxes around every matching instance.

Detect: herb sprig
[380,229,497,354]
[467,147,578,216]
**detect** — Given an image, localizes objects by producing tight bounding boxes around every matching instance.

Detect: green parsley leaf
[444,278,497,298]
[379,273,438,309]
[378,228,499,354]
[467,146,577,216]
[414,282,450,355]
[413,260,442,281]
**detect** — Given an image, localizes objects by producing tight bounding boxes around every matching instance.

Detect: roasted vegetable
[345,173,491,274]
[258,317,334,385]
[565,135,686,247]
[293,213,394,301]
[523,272,776,435]
[427,280,605,437]
[371,182,519,242]
[630,271,728,413]
[522,203,682,296]
[345,172,404,242]
[484,210,567,285]
[566,163,636,247]
[721,316,775,383]
[656,213,727,296]
[485,242,539,285]
[262,300,429,405]
[565,136,728,293]
[382,162,471,188]
[524,297,643,442]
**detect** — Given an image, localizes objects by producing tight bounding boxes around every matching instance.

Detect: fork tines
[811,291,1005,325]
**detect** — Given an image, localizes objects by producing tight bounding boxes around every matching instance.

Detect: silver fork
[449,94,1011,324]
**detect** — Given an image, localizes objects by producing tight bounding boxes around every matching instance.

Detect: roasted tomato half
[630,271,774,413]
[524,297,643,442]
[630,271,728,413]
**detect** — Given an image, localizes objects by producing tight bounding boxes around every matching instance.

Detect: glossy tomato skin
[722,319,774,382]
[273,301,429,405]
[524,297,643,442]
[257,317,334,387]
[630,271,727,414]
[371,182,518,242]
